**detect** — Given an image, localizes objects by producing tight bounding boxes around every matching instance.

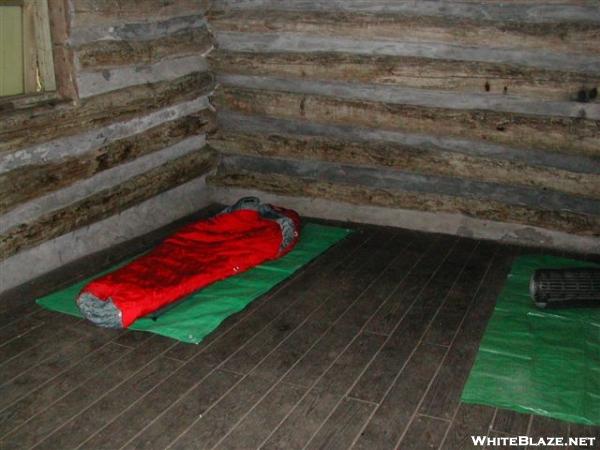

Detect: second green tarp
[461,254,600,425]
[37,223,351,344]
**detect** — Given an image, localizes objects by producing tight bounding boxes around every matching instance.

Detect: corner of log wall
[206,0,600,254]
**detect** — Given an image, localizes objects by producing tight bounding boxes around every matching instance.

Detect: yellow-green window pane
[0,6,24,97]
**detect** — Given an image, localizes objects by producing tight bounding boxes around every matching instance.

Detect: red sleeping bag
[77,198,301,328]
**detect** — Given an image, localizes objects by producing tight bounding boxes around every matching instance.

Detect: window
[0,0,56,97]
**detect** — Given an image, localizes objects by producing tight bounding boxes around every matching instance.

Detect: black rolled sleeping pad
[530,268,600,309]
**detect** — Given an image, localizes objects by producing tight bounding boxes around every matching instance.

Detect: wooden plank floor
[0,205,599,450]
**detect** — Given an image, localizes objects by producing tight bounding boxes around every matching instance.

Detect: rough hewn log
[210,171,600,237]
[219,75,600,120]
[215,32,600,76]
[0,71,215,155]
[0,176,214,293]
[70,14,207,47]
[73,0,202,14]
[217,111,600,175]
[0,110,216,214]
[72,0,205,27]
[215,87,600,158]
[209,10,600,55]
[211,129,600,200]
[210,1,600,24]
[1,135,207,232]
[207,0,600,247]
[211,51,600,102]
[218,154,600,216]
[0,147,217,260]
[77,27,214,69]
[1,96,212,172]
[76,55,209,98]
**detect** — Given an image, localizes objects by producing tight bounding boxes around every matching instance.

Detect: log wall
[0,0,216,291]
[207,0,600,252]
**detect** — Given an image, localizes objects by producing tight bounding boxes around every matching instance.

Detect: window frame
[0,0,75,109]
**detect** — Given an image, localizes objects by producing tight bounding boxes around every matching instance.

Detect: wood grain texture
[210,0,600,25]
[352,343,447,450]
[420,248,518,422]
[209,9,600,55]
[212,51,600,102]
[351,239,475,404]
[76,55,210,98]
[216,111,600,175]
[207,0,600,246]
[212,129,600,200]
[0,148,217,260]
[213,153,600,232]
[211,171,600,236]
[1,71,215,155]
[218,74,600,119]
[34,356,183,450]
[1,96,212,173]
[216,86,600,158]
[0,109,216,214]
[70,14,208,47]
[215,32,600,76]
[1,336,176,449]
[77,27,214,69]
[72,0,205,26]
[261,332,386,450]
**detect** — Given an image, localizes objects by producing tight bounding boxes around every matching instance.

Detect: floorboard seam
[348,240,483,450]
[0,339,118,417]
[344,396,380,407]
[169,231,403,450]
[0,340,129,430]
[190,232,411,450]
[434,248,506,450]
[0,325,83,373]
[418,413,452,423]
[273,236,459,450]
[1,338,176,447]
[26,339,179,449]
[0,335,87,387]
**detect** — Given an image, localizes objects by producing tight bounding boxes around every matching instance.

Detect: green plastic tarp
[461,254,600,425]
[37,223,352,344]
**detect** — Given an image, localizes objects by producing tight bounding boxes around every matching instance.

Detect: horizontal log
[0,71,215,155]
[218,154,600,217]
[0,176,213,293]
[77,54,209,98]
[211,51,600,102]
[70,14,207,46]
[72,1,207,29]
[219,74,600,120]
[212,129,600,200]
[210,171,600,237]
[217,110,600,174]
[209,10,600,55]
[77,27,214,69]
[0,147,217,260]
[0,110,216,214]
[216,32,600,76]
[1,96,212,172]
[1,135,206,232]
[213,184,600,255]
[215,86,600,158]
[211,1,600,24]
